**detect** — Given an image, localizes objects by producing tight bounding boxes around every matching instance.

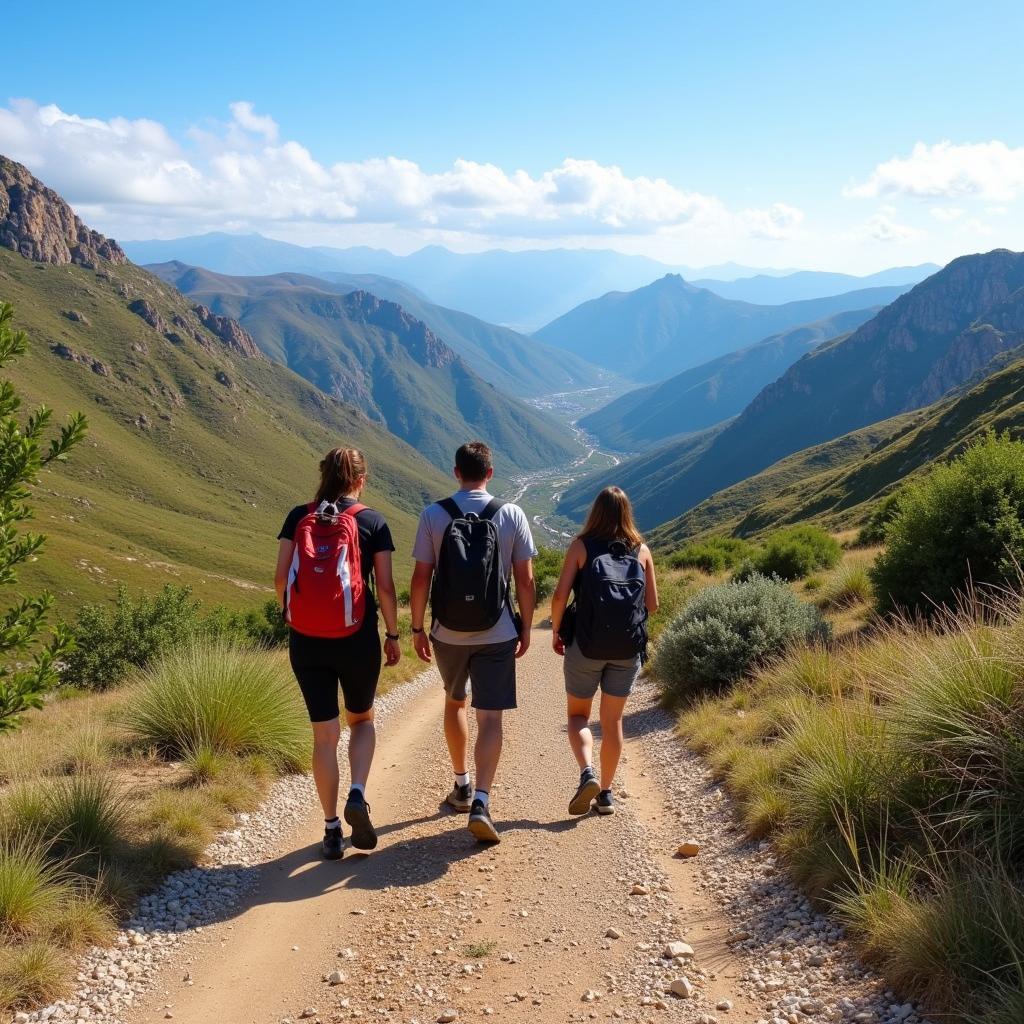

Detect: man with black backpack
[410,441,536,843]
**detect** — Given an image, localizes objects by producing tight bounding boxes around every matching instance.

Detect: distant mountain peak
[0,154,127,268]
[340,290,457,369]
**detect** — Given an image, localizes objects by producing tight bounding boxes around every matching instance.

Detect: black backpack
[430,496,509,632]
[572,537,648,661]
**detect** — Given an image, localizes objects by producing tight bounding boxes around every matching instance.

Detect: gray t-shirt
[412,488,537,646]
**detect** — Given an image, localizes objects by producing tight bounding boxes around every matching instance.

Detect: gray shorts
[433,638,518,710]
[563,641,640,700]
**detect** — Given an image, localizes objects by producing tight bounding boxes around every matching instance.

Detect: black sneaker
[322,824,345,860]
[344,790,378,850]
[595,789,615,816]
[467,799,500,843]
[569,771,601,816]
[446,782,473,812]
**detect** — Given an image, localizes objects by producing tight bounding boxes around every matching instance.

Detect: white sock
[325,816,341,829]
[349,783,365,797]
[473,789,489,807]
[455,772,470,787]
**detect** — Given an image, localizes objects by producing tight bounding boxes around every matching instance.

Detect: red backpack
[285,502,367,638]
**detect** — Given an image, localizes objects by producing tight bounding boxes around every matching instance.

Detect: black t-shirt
[278,499,395,589]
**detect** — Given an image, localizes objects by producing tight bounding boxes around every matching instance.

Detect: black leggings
[288,615,382,721]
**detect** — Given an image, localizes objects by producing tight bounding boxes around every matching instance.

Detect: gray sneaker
[446,782,473,813]
[595,789,615,816]
[468,799,500,843]
[569,772,601,816]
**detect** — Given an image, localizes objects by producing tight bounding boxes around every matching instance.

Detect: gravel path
[16,641,933,1024]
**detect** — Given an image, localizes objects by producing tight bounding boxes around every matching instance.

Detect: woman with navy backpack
[550,486,658,817]
[275,447,401,860]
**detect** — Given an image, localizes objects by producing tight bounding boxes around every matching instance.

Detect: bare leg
[474,709,503,793]
[443,696,470,775]
[566,694,595,771]
[598,694,628,791]
[346,708,376,790]
[311,718,341,819]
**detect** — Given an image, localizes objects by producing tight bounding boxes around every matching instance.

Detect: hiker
[549,486,658,817]
[410,441,536,843]
[275,447,401,860]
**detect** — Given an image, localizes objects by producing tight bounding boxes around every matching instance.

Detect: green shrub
[533,545,564,580]
[872,432,1024,616]
[0,937,65,1005]
[43,775,128,860]
[669,536,753,574]
[738,525,841,581]
[815,562,874,610]
[856,491,902,546]
[534,574,559,602]
[122,641,309,772]
[0,838,67,936]
[654,574,830,699]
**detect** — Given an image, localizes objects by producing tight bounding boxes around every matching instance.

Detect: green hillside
[152,263,611,399]
[580,307,879,450]
[533,273,911,380]
[143,266,582,475]
[0,249,451,610]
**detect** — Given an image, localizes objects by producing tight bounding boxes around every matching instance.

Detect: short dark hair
[455,441,492,481]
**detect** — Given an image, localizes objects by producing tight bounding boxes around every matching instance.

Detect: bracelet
[411,626,424,634]
[385,632,400,641]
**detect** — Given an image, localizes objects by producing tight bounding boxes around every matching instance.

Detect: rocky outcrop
[0,155,127,268]
[192,304,262,359]
[50,342,109,376]
[341,291,457,368]
[61,309,90,324]
[128,298,168,334]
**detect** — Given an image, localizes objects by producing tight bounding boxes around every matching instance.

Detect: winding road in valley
[121,642,913,1024]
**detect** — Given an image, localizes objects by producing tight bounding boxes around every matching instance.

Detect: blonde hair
[579,486,643,549]
[315,447,366,503]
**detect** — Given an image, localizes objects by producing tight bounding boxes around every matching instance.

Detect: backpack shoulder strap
[438,497,463,521]
[480,497,505,522]
[344,503,367,518]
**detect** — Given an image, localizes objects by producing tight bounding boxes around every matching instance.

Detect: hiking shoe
[468,800,500,843]
[322,824,345,860]
[446,782,473,813]
[343,790,378,850]
[569,772,601,816]
[595,789,615,816]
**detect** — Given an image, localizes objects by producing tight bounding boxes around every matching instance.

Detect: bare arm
[641,543,659,614]
[410,560,434,662]
[550,539,585,652]
[512,557,535,659]
[274,539,294,607]
[373,550,399,636]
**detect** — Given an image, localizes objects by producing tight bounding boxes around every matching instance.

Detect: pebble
[629,884,649,896]
[664,941,695,960]
[676,841,701,858]
[669,977,694,998]
[605,927,622,940]
[437,1011,458,1023]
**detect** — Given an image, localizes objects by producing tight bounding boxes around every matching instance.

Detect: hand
[383,637,401,667]
[552,632,565,656]
[515,628,531,659]
[413,631,433,663]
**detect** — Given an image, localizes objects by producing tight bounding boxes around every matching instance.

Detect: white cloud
[930,206,964,222]
[0,99,801,243]
[850,212,926,244]
[846,141,1024,201]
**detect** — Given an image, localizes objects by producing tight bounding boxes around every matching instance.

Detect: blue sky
[2,0,1023,271]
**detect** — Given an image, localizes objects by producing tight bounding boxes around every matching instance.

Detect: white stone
[669,978,694,999]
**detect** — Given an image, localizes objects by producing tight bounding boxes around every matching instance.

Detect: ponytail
[315,447,367,504]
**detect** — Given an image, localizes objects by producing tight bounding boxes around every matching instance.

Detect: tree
[0,302,87,730]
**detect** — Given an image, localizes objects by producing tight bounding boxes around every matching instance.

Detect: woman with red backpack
[549,486,659,818]
[275,447,401,860]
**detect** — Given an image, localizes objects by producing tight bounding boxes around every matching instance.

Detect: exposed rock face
[50,342,109,376]
[62,309,90,324]
[342,291,457,368]
[128,298,168,334]
[0,155,127,268]
[192,304,262,359]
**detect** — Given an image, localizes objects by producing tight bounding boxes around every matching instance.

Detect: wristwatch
[411,625,425,634]
[385,631,400,641]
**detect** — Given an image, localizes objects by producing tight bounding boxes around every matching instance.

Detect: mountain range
[579,307,881,450]
[559,250,1024,529]
[149,262,609,400]
[143,264,582,476]
[534,274,913,381]
[123,232,937,332]
[0,154,454,607]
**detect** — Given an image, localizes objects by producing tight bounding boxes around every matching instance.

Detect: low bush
[737,525,841,581]
[815,561,874,610]
[534,574,559,602]
[856,491,902,547]
[669,536,753,574]
[61,586,287,691]
[0,838,67,936]
[871,432,1024,616]
[122,641,309,772]
[653,573,830,700]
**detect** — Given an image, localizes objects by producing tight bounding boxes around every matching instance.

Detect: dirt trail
[125,641,766,1024]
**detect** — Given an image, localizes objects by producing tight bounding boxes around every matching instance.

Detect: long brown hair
[579,486,643,549]
[315,447,367,503]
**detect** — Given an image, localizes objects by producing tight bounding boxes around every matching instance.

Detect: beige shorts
[563,641,640,700]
